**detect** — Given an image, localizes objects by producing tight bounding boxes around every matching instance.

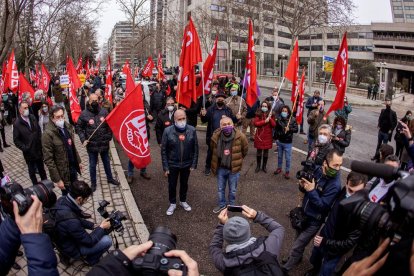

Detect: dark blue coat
[54,196,106,258]
[200,104,237,144]
[302,167,341,224]
[161,125,199,171]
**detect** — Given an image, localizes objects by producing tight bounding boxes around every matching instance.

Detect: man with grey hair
[307,124,334,166]
[161,109,199,216]
[307,100,330,152]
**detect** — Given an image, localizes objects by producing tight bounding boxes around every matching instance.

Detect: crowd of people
[0,68,414,276]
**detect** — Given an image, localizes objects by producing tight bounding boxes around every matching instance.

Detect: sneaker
[284,172,290,179]
[213,205,226,214]
[274,168,282,175]
[127,175,133,184]
[179,201,192,211]
[108,179,120,186]
[204,168,211,176]
[166,204,176,216]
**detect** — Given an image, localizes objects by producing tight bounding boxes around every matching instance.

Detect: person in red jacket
[253,101,276,173]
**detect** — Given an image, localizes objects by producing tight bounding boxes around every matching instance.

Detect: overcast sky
[97,0,393,47]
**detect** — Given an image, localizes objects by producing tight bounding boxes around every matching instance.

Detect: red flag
[75,56,83,74]
[157,53,164,81]
[326,33,348,118]
[95,58,101,74]
[4,50,19,93]
[66,56,82,123]
[245,19,258,107]
[84,59,90,79]
[166,85,171,96]
[141,57,154,78]
[39,63,51,92]
[105,55,113,104]
[106,84,151,169]
[296,68,306,125]
[198,36,218,97]
[177,17,202,108]
[123,60,136,97]
[18,73,35,103]
[29,69,36,83]
[35,64,40,88]
[285,39,299,102]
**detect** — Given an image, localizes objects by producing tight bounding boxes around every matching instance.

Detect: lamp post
[379,61,387,100]
[309,33,318,93]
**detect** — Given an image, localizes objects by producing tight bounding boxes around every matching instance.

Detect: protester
[282,149,343,273]
[265,87,285,118]
[305,90,323,117]
[0,103,10,150]
[155,97,176,145]
[331,116,351,154]
[307,100,330,151]
[394,110,412,158]
[181,102,199,128]
[242,98,259,141]
[13,101,47,185]
[253,101,276,173]
[113,81,124,105]
[52,79,64,108]
[210,116,248,213]
[372,98,397,161]
[38,101,50,133]
[201,92,237,176]
[307,124,334,166]
[150,83,166,121]
[209,205,285,274]
[161,109,198,216]
[91,72,102,93]
[42,105,82,195]
[371,83,379,100]
[334,96,352,123]
[367,83,372,99]
[54,181,112,265]
[224,84,246,129]
[76,93,120,192]
[94,89,112,112]
[274,105,298,179]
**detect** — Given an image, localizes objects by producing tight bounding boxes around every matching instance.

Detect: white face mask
[175,120,187,129]
[42,107,48,113]
[54,119,65,128]
[230,91,237,96]
[318,134,328,144]
[167,105,174,112]
[212,90,218,95]
[23,109,29,117]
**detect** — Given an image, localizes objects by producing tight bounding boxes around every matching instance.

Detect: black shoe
[12,263,21,270]
[16,250,23,257]
[59,252,72,267]
[255,166,261,173]
[0,147,3,152]
[255,155,262,173]
[91,183,97,192]
[140,172,151,180]
[204,168,211,176]
[262,157,268,173]
[80,211,92,219]
[127,175,133,184]
[3,144,10,148]
[108,179,120,186]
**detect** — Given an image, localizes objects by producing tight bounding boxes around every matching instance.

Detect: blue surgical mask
[175,121,186,131]
[318,134,328,144]
[261,107,268,112]
[281,112,288,118]
[230,91,237,96]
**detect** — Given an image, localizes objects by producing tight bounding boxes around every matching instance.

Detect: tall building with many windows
[390,0,414,23]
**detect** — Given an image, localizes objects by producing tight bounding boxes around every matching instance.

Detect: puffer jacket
[332,126,352,154]
[161,125,199,170]
[253,113,276,149]
[274,116,298,144]
[210,129,248,174]
[42,121,81,187]
[76,105,112,153]
[209,211,285,272]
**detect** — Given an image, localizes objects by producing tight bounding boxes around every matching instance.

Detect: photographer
[307,124,334,166]
[283,149,342,273]
[209,205,285,274]
[54,180,112,265]
[0,196,58,275]
[87,241,199,276]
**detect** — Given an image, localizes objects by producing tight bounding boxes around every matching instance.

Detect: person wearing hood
[161,110,198,216]
[76,93,120,192]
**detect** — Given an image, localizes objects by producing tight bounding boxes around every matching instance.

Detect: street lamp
[309,33,318,93]
[379,61,387,100]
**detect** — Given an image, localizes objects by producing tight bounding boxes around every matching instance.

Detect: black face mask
[217,101,224,107]
[386,105,391,109]
[90,101,99,113]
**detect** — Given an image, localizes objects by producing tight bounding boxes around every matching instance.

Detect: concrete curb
[110,140,150,242]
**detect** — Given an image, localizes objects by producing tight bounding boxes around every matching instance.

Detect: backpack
[43,208,77,244]
[223,237,284,276]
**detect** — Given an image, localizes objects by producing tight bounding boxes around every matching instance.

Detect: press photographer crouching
[0,180,58,275]
[54,180,112,265]
[283,149,343,273]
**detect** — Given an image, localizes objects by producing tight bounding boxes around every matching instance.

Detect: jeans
[277,141,292,172]
[320,255,341,276]
[26,158,47,186]
[168,166,191,204]
[282,223,321,271]
[127,160,146,177]
[375,131,389,157]
[217,168,240,207]
[88,150,113,185]
[78,235,112,265]
[309,244,323,272]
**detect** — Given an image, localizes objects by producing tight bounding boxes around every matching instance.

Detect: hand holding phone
[227,205,243,212]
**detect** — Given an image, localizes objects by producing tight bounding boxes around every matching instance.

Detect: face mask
[217,101,224,107]
[230,91,237,96]
[281,112,288,118]
[54,119,64,128]
[325,165,339,178]
[386,104,391,109]
[273,95,278,100]
[406,115,411,120]
[222,125,233,136]
[319,106,324,112]
[211,90,217,95]
[336,125,343,130]
[175,120,186,131]
[261,107,268,113]
[90,101,99,112]
[42,107,48,113]
[23,109,29,117]
[167,105,175,112]
[318,134,328,144]
[345,191,352,198]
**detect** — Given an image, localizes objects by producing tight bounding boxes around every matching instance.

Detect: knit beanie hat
[223,216,251,244]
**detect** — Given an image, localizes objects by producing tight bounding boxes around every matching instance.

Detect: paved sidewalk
[3,124,147,276]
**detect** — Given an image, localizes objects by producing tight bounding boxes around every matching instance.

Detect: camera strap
[111,233,119,249]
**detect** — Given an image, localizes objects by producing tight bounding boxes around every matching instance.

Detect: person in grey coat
[209,205,285,273]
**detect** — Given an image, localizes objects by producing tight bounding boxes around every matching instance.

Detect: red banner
[18,73,35,103]
[296,69,306,125]
[285,39,299,102]
[141,57,154,78]
[106,84,151,169]
[122,60,136,97]
[198,36,217,97]
[4,50,19,93]
[66,56,82,123]
[39,63,51,92]
[157,53,164,81]
[105,55,113,104]
[245,19,258,107]
[75,56,83,74]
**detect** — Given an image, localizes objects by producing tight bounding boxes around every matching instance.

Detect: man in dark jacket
[42,105,82,195]
[13,101,47,185]
[0,196,58,275]
[307,100,330,152]
[242,98,259,141]
[372,99,397,161]
[307,124,334,166]
[76,93,120,192]
[306,172,367,276]
[52,79,64,108]
[161,109,198,216]
[305,90,323,117]
[282,149,342,273]
[200,92,237,176]
[155,97,175,145]
[91,73,102,93]
[54,181,112,265]
[150,83,166,121]
[265,88,285,117]
[209,205,285,273]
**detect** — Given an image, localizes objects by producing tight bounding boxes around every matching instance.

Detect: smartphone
[227,205,243,212]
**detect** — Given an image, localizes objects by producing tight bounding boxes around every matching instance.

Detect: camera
[132,226,187,275]
[296,160,315,182]
[396,122,403,133]
[0,180,57,216]
[97,200,127,233]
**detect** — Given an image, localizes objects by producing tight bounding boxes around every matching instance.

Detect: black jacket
[155,108,175,144]
[274,116,298,143]
[378,107,397,133]
[150,90,166,113]
[307,142,334,166]
[54,196,107,259]
[76,105,112,153]
[332,127,351,154]
[87,249,133,276]
[13,114,43,161]
[184,101,199,127]
[161,125,199,170]
[200,104,236,144]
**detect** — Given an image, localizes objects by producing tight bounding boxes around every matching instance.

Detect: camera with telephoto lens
[132,226,187,275]
[296,160,315,182]
[0,180,57,216]
[97,200,127,233]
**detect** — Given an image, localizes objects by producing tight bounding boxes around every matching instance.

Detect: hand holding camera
[99,218,111,230]
[301,178,315,192]
[13,195,43,234]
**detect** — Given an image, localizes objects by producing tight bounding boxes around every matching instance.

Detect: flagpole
[238,69,248,114]
[285,86,300,134]
[200,61,206,110]
[86,119,106,142]
[267,77,286,119]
